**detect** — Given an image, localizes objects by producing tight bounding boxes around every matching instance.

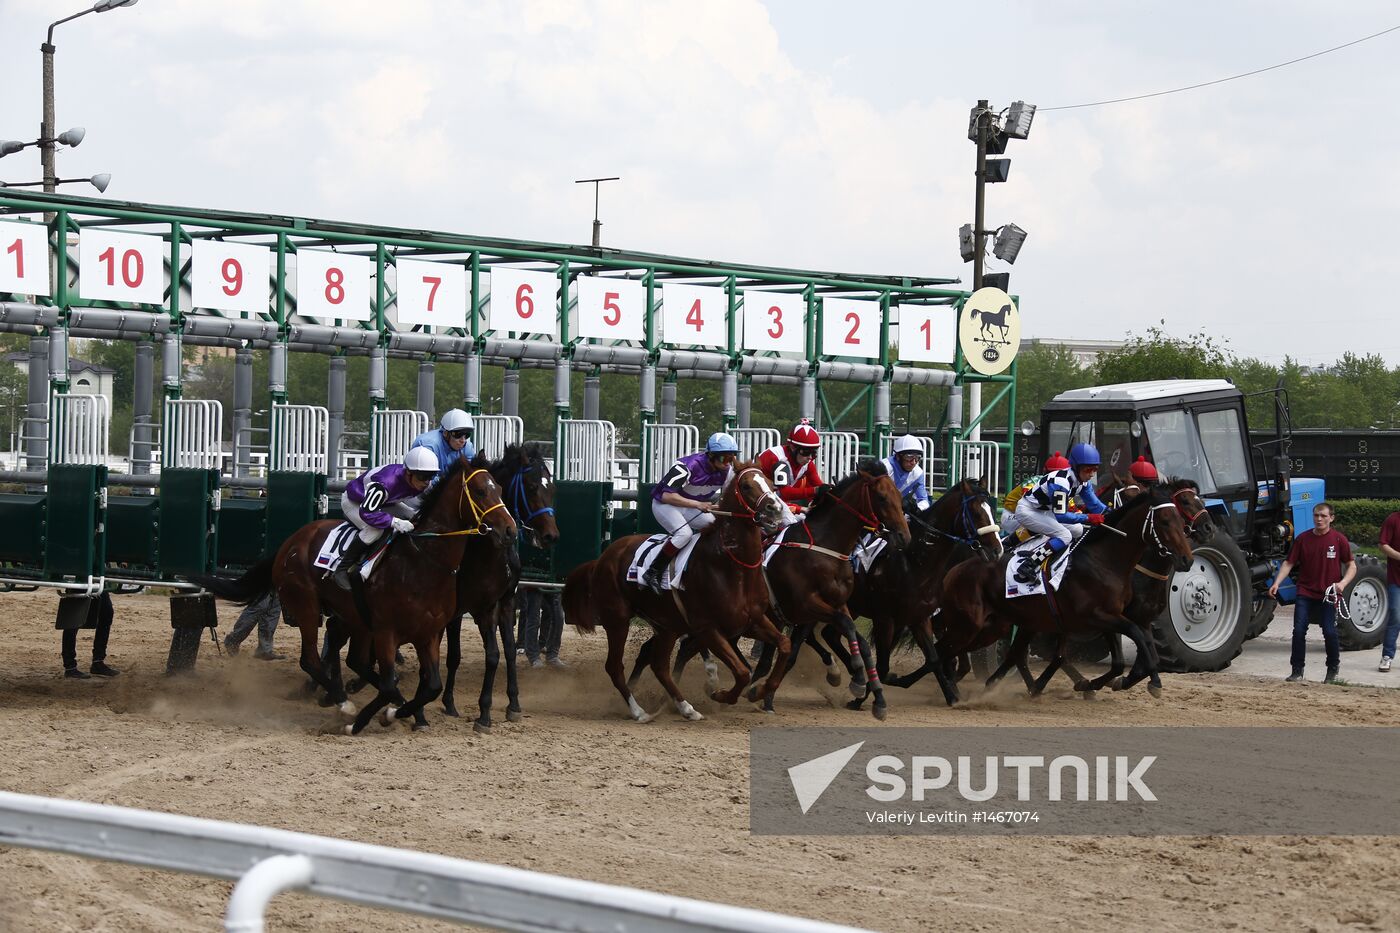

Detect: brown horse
[563,463,787,721]
[194,454,517,734]
[935,481,1195,698]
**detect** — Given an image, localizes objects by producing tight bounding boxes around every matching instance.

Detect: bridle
[709,467,781,568]
[820,474,885,535]
[1141,500,1187,557]
[411,468,511,538]
[911,486,1000,556]
[506,460,556,544]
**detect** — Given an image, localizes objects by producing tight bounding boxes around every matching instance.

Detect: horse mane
[416,449,489,515]
[493,441,549,475]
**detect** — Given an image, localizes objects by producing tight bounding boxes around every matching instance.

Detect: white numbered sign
[897,304,957,363]
[661,282,727,348]
[295,249,372,322]
[79,229,165,304]
[396,258,467,329]
[576,275,644,341]
[190,240,270,314]
[821,297,880,360]
[487,267,558,337]
[0,221,51,297]
[741,289,806,354]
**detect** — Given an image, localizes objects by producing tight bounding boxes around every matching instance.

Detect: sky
[2,0,1398,366]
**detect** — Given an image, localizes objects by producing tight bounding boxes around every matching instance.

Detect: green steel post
[51,209,70,394]
[372,242,388,415]
[468,252,483,415]
[165,221,184,402]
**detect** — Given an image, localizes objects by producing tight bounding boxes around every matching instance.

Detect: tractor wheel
[1152,531,1250,672]
[1244,595,1277,641]
[1337,557,1390,651]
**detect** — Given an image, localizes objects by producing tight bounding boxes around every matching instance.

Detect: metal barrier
[49,393,109,466]
[0,792,864,933]
[270,404,329,474]
[642,423,699,484]
[475,414,525,458]
[816,430,860,483]
[370,409,429,466]
[952,438,1002,496]
[555,419,616,483]
[877,433,949,490]
[162,399,223,470]
[734,427,780,461]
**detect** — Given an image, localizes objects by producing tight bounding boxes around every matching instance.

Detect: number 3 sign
[296,249,372,322]
[741,289,806,354]
[487,267,558,337]
[576,275,644,341]
[821,297,880,360]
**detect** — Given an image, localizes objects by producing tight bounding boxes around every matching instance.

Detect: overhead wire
[1041,24,1400,112]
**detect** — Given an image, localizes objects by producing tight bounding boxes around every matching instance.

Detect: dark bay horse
[935,482,1195,698]
[847,478,1003,707]
[441,443,560,734]
[194,454,517,734]
[563,463,787,721]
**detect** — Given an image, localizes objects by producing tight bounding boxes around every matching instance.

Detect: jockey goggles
[447,429,472,440]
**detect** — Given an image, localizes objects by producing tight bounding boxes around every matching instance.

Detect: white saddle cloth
[1004,534,1072,599]
[313,521,390,582]
[850,532,887,574]
[626,533,702,591]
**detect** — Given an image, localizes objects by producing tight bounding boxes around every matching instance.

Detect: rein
[712,467,776,568]
[777,520,852,562]
[410,469,509,538]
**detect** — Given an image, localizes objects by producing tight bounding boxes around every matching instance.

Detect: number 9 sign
[576,275,644,341]
[821,297,880,360]
[741,288,806,353]
[191,240,271,314]
[487,267,559,337]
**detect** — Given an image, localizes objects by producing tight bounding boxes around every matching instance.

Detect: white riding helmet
[404,446,440,474]
[440,409,474,434]
[893,435,924,456]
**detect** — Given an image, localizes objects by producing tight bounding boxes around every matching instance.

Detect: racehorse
[935,481,1195,698]
[562,463,787,721]
[193,454,517,734]
[441,443,560,734]
[846,478,1003,707]
[970,303,1012,341]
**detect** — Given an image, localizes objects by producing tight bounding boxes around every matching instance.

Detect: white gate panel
[643,423,700,484]
[474,414,525,459]
[555,419,616,482]
[161,399,223,470]
[952,439,1002,497]
[49,393,109,466]
[816,431,859,484]
[371,409,430,467]
[271,403,329,474]
[734,427,779,462]
[879,433,945,492]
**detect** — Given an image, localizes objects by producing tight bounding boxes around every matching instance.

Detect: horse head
[1166,477,1213,543]
[496,443,560,548]
[1135,482,1194,572]
[853,458,911,550]
[462,450,518,542]
[724,462,787,535]
[919,477,1002,562]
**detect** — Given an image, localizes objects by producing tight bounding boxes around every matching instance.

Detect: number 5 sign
[487,267,558,337]
[79,229,165,304]
[190,240,270,314]
[741,289,806,354]
[296,249,373,322]
[821,297,880,360]
[576,275,644,341]
[395,258,466,329]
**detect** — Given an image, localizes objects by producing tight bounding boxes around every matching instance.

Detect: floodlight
[55,126,86,147]
[992,223,1027,263]
[0,140,23,157]
[89,173,111,193]
[1004,101,1036,140]
[982,272,1010,291]
[984,158,1011,183]
[958,223,977,263]
[984,128,1008,155]
[967,105,987,142]
[94,0,138,11]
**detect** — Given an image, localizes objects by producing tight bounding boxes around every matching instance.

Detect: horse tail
[187,557,275,606]
[563,562,597,634]
[970,309,982,319]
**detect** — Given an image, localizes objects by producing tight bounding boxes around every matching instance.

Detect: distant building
[1019,337,1125,368]
[3,353,116,408]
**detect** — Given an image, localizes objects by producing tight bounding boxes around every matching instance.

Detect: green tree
[1015,343,1087,424]
[1093,325,1232,385]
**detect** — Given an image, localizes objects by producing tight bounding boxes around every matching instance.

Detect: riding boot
[331,536,373,591]
[642,540,680,591]
[1042,539,1070,580]
[1012,541,1054,585]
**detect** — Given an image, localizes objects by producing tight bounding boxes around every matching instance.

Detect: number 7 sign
[395,258,466,329]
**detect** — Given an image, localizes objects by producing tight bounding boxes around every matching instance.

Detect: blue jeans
[1383,584,1400,660]
[517,589,564,662]
[1291,596,1340,672]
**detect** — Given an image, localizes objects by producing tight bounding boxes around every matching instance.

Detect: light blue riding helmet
[705,432,740,454]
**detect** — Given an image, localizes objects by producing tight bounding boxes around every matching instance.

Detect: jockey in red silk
[757,420,825,526]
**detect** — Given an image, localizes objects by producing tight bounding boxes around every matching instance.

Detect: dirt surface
[1,590,1398,933]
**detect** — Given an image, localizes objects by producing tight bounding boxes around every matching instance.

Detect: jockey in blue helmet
[642,431,739,590]
[1008,441,1108,585]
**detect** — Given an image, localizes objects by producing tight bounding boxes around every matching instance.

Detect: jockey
[1008,442,1109,584]
[1110,455,1159,507]
[410,409,476,484]
[1000,450,1071,536]
[883,435,931,514]
[757,419,826,525]
[642,432,739,591]
[331,446,439,590]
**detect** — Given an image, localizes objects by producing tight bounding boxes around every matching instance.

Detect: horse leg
[1073,631,1125,693]
[645,631,703,721]
[441,614,462,717]
[985,626,1030,689]
[835,614,887,720]
[627,635,656,690]
[693,628,753,706]
[1113,618,1163,695]
[474,617,500,734]
[498,604,523,723]
[745,618,791,702]
[344,631,381,696]
[820,621,867,698]
[801,629,842,686]
[388,635,443,731]
[602,620,654,723]
[313,616,351,707]
[749,615,794,713]
[287,596,354,716]
[347,635,399,736]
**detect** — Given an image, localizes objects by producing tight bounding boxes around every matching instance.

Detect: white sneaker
[1381,656,1392,673]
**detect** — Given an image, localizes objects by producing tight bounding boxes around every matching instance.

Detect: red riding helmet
[788,419,820,451]
[1044,450,1070,471]
[1129,456,1158,482]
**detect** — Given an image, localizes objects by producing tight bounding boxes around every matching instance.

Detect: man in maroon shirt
[1379,508,1400,672]
[1269,502,1357,684]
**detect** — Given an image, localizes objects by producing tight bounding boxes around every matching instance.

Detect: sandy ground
[1,590,1398,933]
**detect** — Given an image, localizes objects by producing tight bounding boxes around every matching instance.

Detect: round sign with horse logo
[958,287,1021,376]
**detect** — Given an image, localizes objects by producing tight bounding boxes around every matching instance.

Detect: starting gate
[951,438,1002,496]
[816,431,860,484]
[734,427,779,461]
[555,419,616,483]
[642,423,699,484]
[371,409,430,467]
[474,414,525,459]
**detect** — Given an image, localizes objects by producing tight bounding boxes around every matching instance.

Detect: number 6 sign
[487,267,558,337]
[79,229,165,304]
[741,289,806,354]
[190,240,270,314]
[395,258,466,329]
[821,297,880,360]
[576,275,644,341]
[295,249,372,322]
[0,221,51,297]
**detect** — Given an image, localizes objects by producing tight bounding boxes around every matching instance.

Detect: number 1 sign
[295,249,373,322]
[741,289,806,354]
[190,240,270,314]
[897,304,957,363]
[487,267,558,337]
[821,297,880,360]
[79,229,165,304]
[660,282,727,348]
[576,275,644,341]
[395,258,466,329]
[0,221,50,297]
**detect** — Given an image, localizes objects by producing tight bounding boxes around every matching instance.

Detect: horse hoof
[411,721,430,732]
[342,724,356,736]
[845,699,864,712]
[473,721,492,735]
[873,705,888,722]
[316,693,336,708]
[1148,684,1163,699]
[745,687,760,703]
[677,702,704,722]
[1073,680,1092,692]
[345,678,366,695]
[337,700,357,717]
[1111,678,1128,691]
[826,664,843,687]
[442,706,460,718]
[848,681,866,699]
[379,705,398,727]
[507,709,523,723]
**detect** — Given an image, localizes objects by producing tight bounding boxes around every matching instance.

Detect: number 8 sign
[296,248,372,322]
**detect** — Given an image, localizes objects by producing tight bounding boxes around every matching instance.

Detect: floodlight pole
[575,176,620,247]
[972,99,990,292]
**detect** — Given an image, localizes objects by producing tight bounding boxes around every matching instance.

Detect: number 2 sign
[660,282,726,348]
[576,275,644,341]
[79,229,165,304]
[395,258,466,329]
[190,240,270,314]
[0,221,51,297]
[487,267,558,337]
[296,249,372,322]
[821,297,880,360]
[741,289,806,354]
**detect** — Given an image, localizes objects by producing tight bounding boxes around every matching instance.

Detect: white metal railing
[49,392,109,466]
[816,430,859,484]
[555,419,616,482]
[643,423,700,484]
[734,427,780,462]
[371,409,429,466]
[878,433,948,493]
[270,403,329,474]
[162,398,223,470]
[951,438,1002,497]
[475,414,525,458]
[0,792,866,933]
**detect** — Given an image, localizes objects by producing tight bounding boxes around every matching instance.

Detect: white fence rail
[555,419,616,482]
[816,430,860,484]
[371,409,429,467]
[49,392,109,466]
[952,439,1002,497]
[270,403,329,474]
[643,423,700,484]
[877,433,951,490]
[162,399,223,470]
[474,414,525,458]
[734,427,779,462]
[0,792,866,933]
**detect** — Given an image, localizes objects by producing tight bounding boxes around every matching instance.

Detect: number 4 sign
[395,258,466,329]
[576,275,644,341]
[0,221,51,297]
[821,297,880,360]
[660,282,726,348]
